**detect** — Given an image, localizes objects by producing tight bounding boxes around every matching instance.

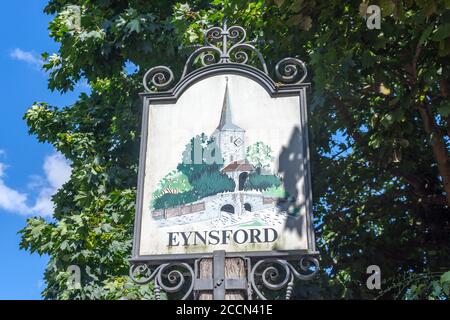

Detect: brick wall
[151,201,205,219]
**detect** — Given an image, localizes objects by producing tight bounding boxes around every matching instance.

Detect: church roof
[216,79,244,132]
[221,160,255,173]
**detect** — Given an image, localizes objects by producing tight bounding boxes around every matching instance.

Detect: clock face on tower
[233,137,244,147]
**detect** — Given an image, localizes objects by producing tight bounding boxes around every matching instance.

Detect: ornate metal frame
[130,253,319,300]
[142,19,308,93]
[130,20,319,300]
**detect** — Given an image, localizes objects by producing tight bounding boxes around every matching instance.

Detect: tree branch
[417,103,450,207]
[440,79,450,138]
[332,97,446,206]
[409,42,450,207]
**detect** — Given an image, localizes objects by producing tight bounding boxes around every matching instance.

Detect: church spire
[216,78,244,131]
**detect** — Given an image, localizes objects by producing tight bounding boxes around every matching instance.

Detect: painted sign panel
[133,70,314,259]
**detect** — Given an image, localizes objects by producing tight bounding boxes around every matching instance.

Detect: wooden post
[198,251,246,300]
[198,258,213,300]
[224,257,246,300]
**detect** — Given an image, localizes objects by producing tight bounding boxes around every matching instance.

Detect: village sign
[129,20,319,300]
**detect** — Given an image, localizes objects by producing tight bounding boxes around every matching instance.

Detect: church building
[212,79,255,191]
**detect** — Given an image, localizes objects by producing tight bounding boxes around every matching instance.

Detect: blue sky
[0,1,88,299]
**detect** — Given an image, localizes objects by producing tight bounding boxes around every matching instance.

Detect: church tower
[212,79,246,167]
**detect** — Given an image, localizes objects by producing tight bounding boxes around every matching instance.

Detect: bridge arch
[220,204,235,214]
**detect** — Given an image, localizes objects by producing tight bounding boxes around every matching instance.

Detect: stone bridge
[153,191,277,225]
[204,191,276,216]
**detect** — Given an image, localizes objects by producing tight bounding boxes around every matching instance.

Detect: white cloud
[44,153,72,190]
[0,164,30,214]
[0,152,71,217]
[9,48,43,69]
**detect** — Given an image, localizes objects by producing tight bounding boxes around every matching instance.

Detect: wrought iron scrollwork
[181,19,268,78]
[275,57,308,84]
[142,20,309,92]
[249,256,319,300]
[142,19,279,92]
[129,262,195,300]
[142,66,175,93]
[130,256,318,300]
[180,45,222,79]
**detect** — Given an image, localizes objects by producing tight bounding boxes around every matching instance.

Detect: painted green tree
[151,170,192,205]
[152,134,235,210]
[177,134,235,198]
[244,173,281,191]
[246,141,274,173]
[19,0,450,299]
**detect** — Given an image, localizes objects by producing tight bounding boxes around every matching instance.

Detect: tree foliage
[246,141,274,172]
[178,134,235,198]
[20,0,450,299]
[152,190,198,210]
[152,134,236,210]
[151,170,192,203]
[244,173,281,191]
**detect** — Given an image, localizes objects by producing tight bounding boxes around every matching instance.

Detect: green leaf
[127,19,141,33]
[419,25,434,45]
[441,271,450,284]
[431,23,450,42]
[380,0,395,16]
[380,114,394,128]
[437,101,450,117]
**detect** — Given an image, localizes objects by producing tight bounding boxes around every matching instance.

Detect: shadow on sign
[277,126,307,236]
